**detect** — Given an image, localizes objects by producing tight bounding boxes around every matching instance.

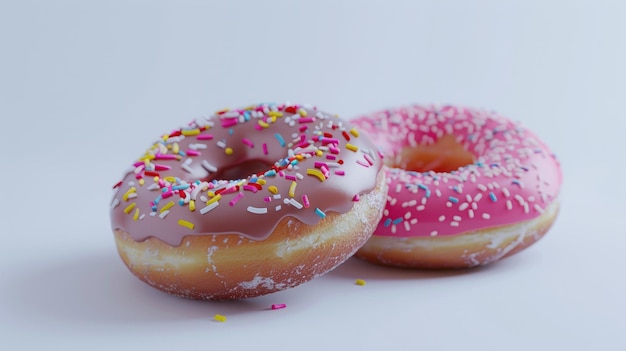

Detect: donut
[351,104,561,268]
[110,103,387,300]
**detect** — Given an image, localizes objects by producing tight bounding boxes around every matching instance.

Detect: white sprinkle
[404,221,411,231]
[216,140,226,148]
[477,184,487,191]
[506,200,513,210]
[147,183,160,191]
[453,215,462,221]
[459,202,469,211]
[502,187,511,197]
[416,205,425,211]
[482,213,491,219]
[450,221,459,227]
[523,202,530,213]
[111,198,120,209]
[430,230,438,236]
[468,209,475,218]
[201,160,218,173]
[275,205,282,211]
[184,158,192,165]
[181,164,193,173]
[534,204,544,213]
[289,198,303,209]
[139,214,145,220]
[474,193,483,202]
[247,206,268,214]
[200,201,219,214]
[159,210,170,219]
[189,143,207,150]
[438,215,446,222]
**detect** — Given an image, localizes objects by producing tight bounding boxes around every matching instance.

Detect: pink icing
[110,103,383,246]
[351,105,562,237]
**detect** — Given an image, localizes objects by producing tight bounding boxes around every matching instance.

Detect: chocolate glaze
[110,103,383,246]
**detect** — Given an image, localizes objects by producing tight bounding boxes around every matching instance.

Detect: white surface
[1,1,625,350]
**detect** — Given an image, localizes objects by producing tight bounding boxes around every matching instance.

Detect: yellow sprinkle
[172,143,180,154]
[123,202,136,214]
[298,108,307,117]
[207,191,216,197]
[178,219,195,230]
[164,176,176,183]
[160,200,175,213]
[133,208,140,221]
[256,179,267,185]
[181,129,200,136]
[215,108,230,114]
[122,187,136,201]
[214,314,227,322]
[153,176,160,182]
[307,169,326,182]
[268,111,283,117]
[189,200,196,211]
[288,181,297,198]
[270,115,277,123]
[268,185,278,194]
[315,149,323,157]
[349,128,360,137]
[207,194,221,205]
[346,143,358,152]
[295,155,304,160]
[225,147,233,155]
[355,279,366,286]
[258,120,270,128]
[138,178,145,186]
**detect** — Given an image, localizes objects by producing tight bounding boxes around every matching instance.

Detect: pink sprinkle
[299,125,308,132]
[162,190,174,198]
[326,155,336,160]
[378,150,384,159]
[329,146,340,154]
[264,196,272,202]
[335,170,345,176]
[255,124,263,131]
[186,150,200,156]
[298,117,314,124]
[221,119,237,128]
[314,161,327,169]
[285,174,297,181]
[278,171,285,177]
[133,161,144,167]
[352,194,360,202]
[364,154,374,166]
[271,304,286,310]
[220,186,238,195]
[321,138,339,145]
[321,165,330,177]
[197,134,214,140]
[229,193,244,206]
[243,185,258,193]
[155,154,177,160]
[357,159,370,167]
[154,164,171,171]
[242,138,254,148]
[302,195,310,208]
[135,174,142,179]
[263,143,268,155]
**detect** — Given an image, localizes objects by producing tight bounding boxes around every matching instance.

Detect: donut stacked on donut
[110,103,387,300]
[351,105,561,268]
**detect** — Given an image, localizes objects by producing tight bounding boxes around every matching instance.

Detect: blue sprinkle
[489,192,497,202]
[512,179,522,187]
[153,195,162,204]
[417,184,428,191]
[453,186,461,193]
[161,187,168,193]
[264,170,277,177]
[475,161,484,167]
[448,196,459,203]
[392,218,403,225]
[178,199,184,206]
[425,189,431,198]
[178,151,186,156]
[314,208,326,218]
[229,128,234,136]
[243,111,251,121]
[172,184,190,190]
[151,206,157,211]
[275,133,286,147]
[383,218,392,227]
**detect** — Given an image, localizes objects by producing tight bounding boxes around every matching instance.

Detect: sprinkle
[214,314,227,322]
[225,147,233,155]
[352,194,360,202]
[158,210,169,219]
[271,304,287,310]
[160,201,175,213]
[355,279,366,286]
[482,213,491,220]
[302,195,310,208]
[288,181,297,197]
[229,193,244,206]
[314,208,326,218]
[122,187,136,201]
[242,138,254,148]
[383,218,392,227]
[178,219,195,230]
[448,196,459,203]
[207,194,222,205]
[349,128,360,137]
[262,143,268,155]
[345,143,358,152]
[307,168,326,182]
[247,206,268,214]
[132,208,140,221]
[123,202,136,214]
[268,185,279,194]
[201,160,218,173]
[489,192,497,202]
[200,201,219,214]
[288,198,303,209]
[274,133,286,147]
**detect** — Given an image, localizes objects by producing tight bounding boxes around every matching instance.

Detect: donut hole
[390,135,475,173]
[207,159,274,182]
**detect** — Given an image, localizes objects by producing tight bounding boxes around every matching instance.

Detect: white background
[1,1,625,350]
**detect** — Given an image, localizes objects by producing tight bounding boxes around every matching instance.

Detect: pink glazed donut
[110,103,387,300]
[351,105,561,268]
